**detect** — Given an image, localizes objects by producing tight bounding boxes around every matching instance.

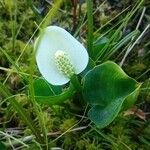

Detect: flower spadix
[35,26,89,85]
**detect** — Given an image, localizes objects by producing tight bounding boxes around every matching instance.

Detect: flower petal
[35,26,89,85]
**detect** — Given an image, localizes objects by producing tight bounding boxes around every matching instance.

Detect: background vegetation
[0,0,150,149]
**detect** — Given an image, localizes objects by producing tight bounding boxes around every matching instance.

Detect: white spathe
[35,26,89,85]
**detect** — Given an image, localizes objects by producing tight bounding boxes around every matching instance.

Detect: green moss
[60,118,77,132]
[0,0,150,149]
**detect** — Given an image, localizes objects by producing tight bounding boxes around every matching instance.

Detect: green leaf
[80,58,95,77]
[82,61,140,128]
[35,85,75,105]
[83,61,139,105]
[93,37,108,59]
[122,84,141,110]
[88,97,123,128]
[33,78,62,97]
[33,78,75,105]
[104,30,139,60]
[0,142,6,150]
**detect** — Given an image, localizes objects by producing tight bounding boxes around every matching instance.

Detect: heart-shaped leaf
[82,61,140,128]
[83,61,139,105]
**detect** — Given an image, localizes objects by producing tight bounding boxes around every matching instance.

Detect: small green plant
[1,0,149,149]
[33,25,141,129]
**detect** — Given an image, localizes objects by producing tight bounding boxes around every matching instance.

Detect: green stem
[86,0,93,57]
[70,75,82,92]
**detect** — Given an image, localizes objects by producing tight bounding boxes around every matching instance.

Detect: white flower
[35,26,89,85]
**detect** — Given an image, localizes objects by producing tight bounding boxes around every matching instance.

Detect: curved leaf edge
[88,82,141,128]
[82,61,139,105]
[34,84,75,106]
[88,99,124,129]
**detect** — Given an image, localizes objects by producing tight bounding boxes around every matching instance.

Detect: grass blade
[0,82,44,144]
[86,0,94,57]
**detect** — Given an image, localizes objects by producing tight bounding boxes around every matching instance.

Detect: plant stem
[86,0,93,57]
[70,75,82,92]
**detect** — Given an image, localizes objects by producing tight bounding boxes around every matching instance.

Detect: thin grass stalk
[0,82,44,144]
[28,54,49,148]
[86,0,94,57]
[96,0,144,62]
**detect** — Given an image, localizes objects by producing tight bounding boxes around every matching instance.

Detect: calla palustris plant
[33,26,141,128]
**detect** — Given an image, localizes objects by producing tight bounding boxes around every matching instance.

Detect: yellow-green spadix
[35,26,89,85]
